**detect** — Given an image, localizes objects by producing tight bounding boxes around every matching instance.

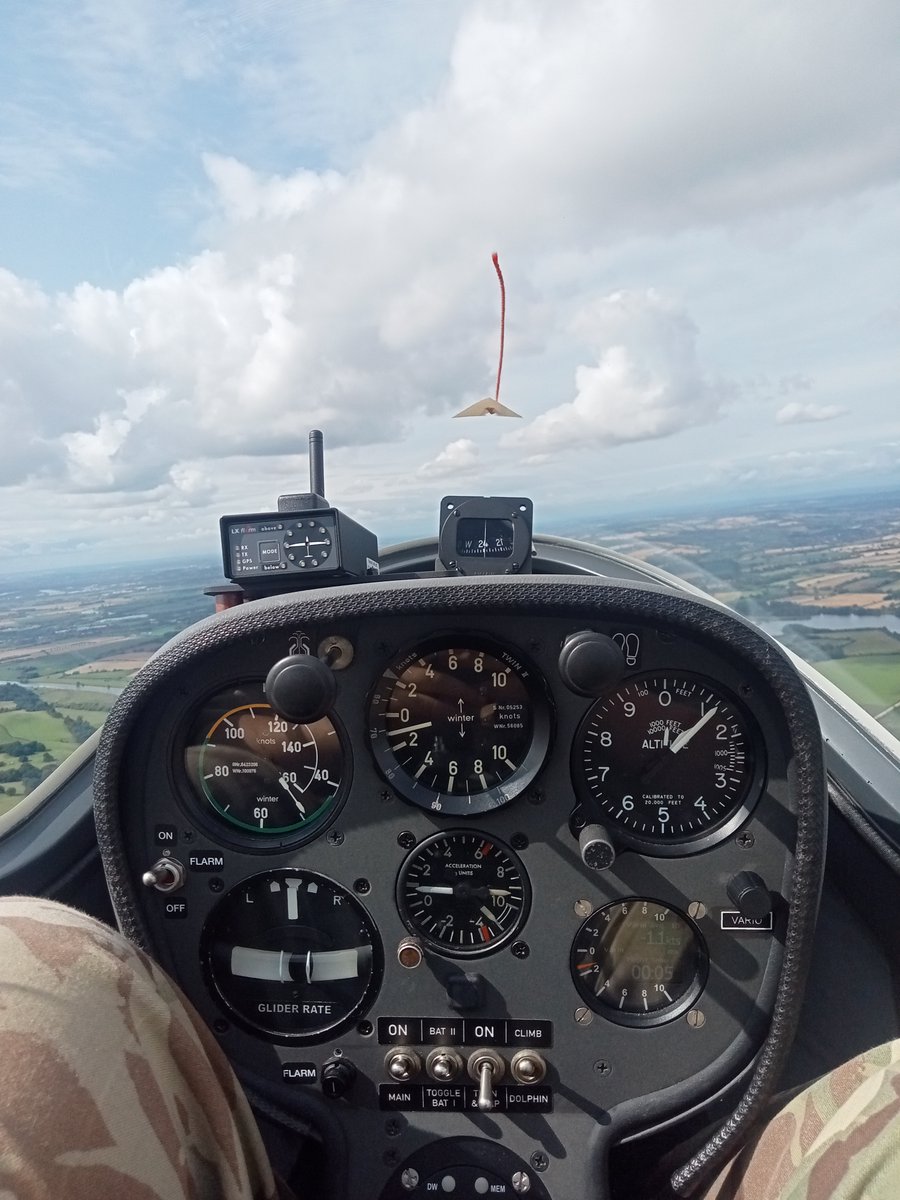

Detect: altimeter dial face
[397,831,530,956]
[572,672,764,851]
[368,638,550,815]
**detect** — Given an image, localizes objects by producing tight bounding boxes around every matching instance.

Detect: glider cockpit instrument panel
[94,581,825,1200]
[93,436,826,1199]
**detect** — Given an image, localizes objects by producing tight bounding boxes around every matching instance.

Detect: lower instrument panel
[94,575,825,1200]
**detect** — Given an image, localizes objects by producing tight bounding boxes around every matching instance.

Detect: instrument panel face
[106,585,814,1200]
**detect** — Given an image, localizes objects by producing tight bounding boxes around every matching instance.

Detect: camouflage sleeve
[0,895,285,1200]
[703,1040,900,1200]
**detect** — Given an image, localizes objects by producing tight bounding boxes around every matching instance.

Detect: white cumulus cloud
[505,291,728,457]
[775,401,848,424]
[417,438,480,479]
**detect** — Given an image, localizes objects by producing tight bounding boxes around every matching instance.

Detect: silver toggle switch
[141,858,185,892]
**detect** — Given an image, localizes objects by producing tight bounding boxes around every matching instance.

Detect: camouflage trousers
[703,1038,900,1200]
[0,896,282,1200]
[1,897,899,1200]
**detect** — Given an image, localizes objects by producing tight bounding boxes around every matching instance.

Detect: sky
[1,0,898,569]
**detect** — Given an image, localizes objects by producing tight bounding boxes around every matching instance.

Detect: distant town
[3,487,900,817]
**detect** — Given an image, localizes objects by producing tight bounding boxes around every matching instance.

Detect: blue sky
[1,1,899,566]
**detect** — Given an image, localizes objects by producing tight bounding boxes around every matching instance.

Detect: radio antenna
[309,429,325,497]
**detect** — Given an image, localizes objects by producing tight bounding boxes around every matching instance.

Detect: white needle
[416,886,455,895]
[278,777,306,813]
[387,721,433,737]
[669,706,719,754]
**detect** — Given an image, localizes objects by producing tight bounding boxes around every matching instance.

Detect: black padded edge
[828,776,900,879]
[92,574,826,1194]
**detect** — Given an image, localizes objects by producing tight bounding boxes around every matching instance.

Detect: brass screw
[686,1009,706,1029]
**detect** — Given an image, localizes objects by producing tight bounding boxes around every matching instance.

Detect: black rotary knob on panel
[727,871,772,920]
[321,1057,357,1099]
[558,631,625,696]
[265,654,338,723]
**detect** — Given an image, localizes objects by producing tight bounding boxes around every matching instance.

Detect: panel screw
[380,790,392,804]
[511,941,530,959]
[326,830,344,846]
[574,1006,593,1026]
[383,1150,399,1167]
[354,878,371,894]
[182,830,195,842]
[687,901,707,920]
[511,833,528,851]
[594,1060,611,1076]
[530,1151,549,1172]
[527,790,545,805]
[574,899,593,919]
[400,1168,419,1190]
[736,831,755,849]
[357,1020,373,1036]
[209,877,224,892]
[686,1009,706,1029]
[512,1171,532,1193]
[397,830,416,850]
[385,1118,403,1137]
[213,1018,229,1034]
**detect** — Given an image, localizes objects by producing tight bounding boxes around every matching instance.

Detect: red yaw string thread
[492,251,505,403]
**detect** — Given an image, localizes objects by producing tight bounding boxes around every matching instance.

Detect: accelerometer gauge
[572,672,764,853]
[397,831,530,956]
[571,899,707,1027]
[184,686,345,838]
[368,638,550,815]
[201,869,382,1041]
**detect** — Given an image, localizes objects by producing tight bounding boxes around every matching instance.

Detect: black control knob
[558,631,625,696]
[321,1057,357,1099]
[579,824,616,871]
[727,871,772,920]
[265,654,338,723]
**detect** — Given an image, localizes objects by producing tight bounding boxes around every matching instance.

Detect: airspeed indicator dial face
[572,672,763,852]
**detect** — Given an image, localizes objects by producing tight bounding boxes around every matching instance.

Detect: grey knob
[579,824,616,870]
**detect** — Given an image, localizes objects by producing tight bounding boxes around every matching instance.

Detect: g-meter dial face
[397,831,530,956]
[369,638,550,815]
[573,672,763,852]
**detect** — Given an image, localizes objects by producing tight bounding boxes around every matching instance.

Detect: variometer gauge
[368,638,551,815]
[183,684,346,841]
[571,672,765,854]
[571,899,707,1027]
[396,831,531,956]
